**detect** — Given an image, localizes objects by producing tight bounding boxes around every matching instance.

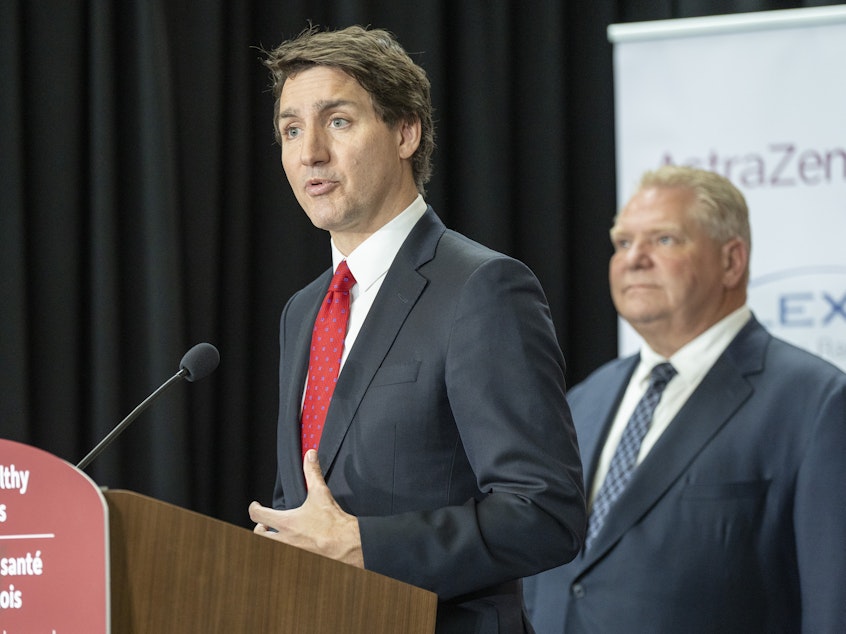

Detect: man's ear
[721,237,749,288]
[397,117,421,159]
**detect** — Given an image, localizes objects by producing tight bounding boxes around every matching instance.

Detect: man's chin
[621,312,665,332]
[304,205,345,232]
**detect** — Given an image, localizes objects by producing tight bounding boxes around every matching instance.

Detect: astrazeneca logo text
[662,143,846,188]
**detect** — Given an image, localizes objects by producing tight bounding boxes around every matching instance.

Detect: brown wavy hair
[263,25,435,194]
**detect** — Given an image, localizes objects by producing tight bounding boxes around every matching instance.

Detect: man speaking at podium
[248,25,586,633]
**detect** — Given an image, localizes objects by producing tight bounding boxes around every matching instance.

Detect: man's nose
[300,128,329,165]
[624,239,653,267]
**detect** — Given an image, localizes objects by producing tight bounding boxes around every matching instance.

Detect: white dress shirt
[588,306,752,508]
[330,195,428,368]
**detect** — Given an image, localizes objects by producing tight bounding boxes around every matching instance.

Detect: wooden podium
[0,439,435,632]
[106,490,438,633]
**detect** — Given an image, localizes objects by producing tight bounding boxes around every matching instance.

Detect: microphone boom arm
[76,368,188,470]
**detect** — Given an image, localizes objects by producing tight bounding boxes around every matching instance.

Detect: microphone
[76,343,220,470]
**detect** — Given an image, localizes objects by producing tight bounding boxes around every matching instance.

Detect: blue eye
[657,235,676,245]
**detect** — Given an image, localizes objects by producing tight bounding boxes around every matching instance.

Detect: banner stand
[608,6,846,369]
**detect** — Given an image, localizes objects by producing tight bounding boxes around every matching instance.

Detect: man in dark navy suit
[524,165,846,633]
[247,26,586,633]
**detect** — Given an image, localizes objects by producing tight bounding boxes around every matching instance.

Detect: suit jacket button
[571,583,585,598]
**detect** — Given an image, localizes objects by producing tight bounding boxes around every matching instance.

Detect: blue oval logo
[749,266,846,372]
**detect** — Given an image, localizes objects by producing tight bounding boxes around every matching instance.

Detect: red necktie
[301,260,356,457]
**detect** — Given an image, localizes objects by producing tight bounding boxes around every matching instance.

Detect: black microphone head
[179,343,220,382]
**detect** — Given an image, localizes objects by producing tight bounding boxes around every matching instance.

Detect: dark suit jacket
[524,316,846,633]
[273,208,586,633]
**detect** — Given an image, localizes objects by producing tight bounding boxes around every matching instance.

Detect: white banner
[609,5,846,371]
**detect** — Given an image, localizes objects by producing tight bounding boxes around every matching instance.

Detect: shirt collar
[637,306,752,387]
[330,195,427,292]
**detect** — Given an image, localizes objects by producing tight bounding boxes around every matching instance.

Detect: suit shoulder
[568,355,637,400]
[763,334,846,387]
[281,270,331,321]
[730,317,845,383]
[435,228,532,275]
[440,228,507,258]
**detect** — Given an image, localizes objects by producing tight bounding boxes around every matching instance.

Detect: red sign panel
[0,439,108,632]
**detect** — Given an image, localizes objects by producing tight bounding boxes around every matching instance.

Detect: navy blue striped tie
[585,362,676,550]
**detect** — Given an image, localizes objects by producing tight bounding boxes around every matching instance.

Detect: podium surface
[107,489,437,633]
[0,438,435,633]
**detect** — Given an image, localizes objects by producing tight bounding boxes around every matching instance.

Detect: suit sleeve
[794,374,846,632]
[357,256,586,599]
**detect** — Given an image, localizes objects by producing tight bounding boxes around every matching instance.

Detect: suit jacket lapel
[581,318,766,568]
[577,357,639,492]
[316,208,445,477]
[280,272,332,503]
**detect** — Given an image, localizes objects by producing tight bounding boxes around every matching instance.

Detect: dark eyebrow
[278,99,357,121]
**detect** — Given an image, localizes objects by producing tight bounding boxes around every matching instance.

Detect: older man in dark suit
[524,165,846,633]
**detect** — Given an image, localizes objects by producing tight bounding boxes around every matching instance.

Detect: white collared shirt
[588,306,752,509]
[330,195,428,368]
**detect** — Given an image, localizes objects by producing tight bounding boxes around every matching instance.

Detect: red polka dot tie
[301,260,356,457]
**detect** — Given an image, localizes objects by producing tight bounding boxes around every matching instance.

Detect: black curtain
[1,0,835,526]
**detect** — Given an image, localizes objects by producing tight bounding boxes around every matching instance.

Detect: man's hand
[249,449,365,569]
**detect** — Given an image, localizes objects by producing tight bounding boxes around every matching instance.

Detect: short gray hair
[634,165,751,251]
